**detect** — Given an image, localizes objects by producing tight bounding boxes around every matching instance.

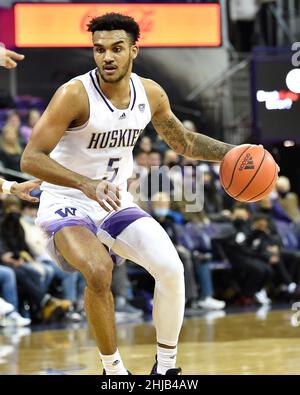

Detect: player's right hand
[0,47,25,69]
[82,179,121,212]
[11,179,42,203]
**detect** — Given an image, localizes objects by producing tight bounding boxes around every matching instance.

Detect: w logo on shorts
[55,207,77,218]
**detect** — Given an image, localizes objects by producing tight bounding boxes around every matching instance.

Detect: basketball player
[21,13,235,375]
[0,45,41,201]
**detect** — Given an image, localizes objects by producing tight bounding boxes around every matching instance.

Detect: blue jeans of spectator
[0,265,18,309]
[25,263,55,294]
[42,260,82,302]
[195,263,213,299]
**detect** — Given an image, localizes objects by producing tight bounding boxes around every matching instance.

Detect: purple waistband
[43,217,97,238]
[99,207,151,239]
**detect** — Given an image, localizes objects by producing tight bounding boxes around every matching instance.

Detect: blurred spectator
[138,136,152,153]
[20,109,41,143]
[163,150,180,168]
[213,205,272,305]
[258,0,278,46]
[229,0,259,52]
[171,163,229,224]
[130,149,149,211]
[20,202,85,318]
[0,296,14,317]
[1,197,54,291]
[148,149,161,168]
[0,123,23,174]
[171,160,207,224]
[0,264,30,326]
[248,214,299,295]
[0,265,18,309]
[153,135,169,154]
[0,196,72,322]
[163,150,183,196]
[257,197,286,233]
[257,195,291,224]
[202,168,224,220]
[133,149,148,169]
[276,176,300,222]
[256,198,300,284]
[139,149,173,200]
[5,111,21,130]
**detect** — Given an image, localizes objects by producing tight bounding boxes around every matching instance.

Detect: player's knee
[84,260,113,294]
[160,257,185,290]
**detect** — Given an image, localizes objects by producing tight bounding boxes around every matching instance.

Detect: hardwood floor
[1,308,300,375]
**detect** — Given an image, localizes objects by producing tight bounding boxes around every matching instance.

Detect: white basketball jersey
[41,68,152,203]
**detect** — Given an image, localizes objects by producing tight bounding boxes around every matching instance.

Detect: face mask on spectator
[5,212,21,222]
[278,190,288,198]
[252,228,267,235]
[22,215,36,225]
[153,208,169,217]
[233,218,247,228]
[260,207,271,214]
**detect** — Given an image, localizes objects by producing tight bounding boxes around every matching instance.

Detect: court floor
[0,307,300,375]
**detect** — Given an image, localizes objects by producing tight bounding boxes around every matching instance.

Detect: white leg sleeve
[112,217,185,347]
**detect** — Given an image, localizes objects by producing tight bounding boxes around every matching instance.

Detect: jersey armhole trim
[67,119,89,132]
[66,78,90,133]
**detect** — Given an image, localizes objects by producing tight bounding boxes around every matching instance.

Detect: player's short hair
[87,13,140,44]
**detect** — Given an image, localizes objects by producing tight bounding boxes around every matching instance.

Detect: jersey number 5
[103,158,120,182]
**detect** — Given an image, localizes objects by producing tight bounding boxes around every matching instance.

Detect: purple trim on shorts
[99,207,150,239]
[43,217,97,238]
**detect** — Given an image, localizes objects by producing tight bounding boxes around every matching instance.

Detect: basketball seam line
[224,145,252,191]
[234,149,266,199]
[246,160,277,202]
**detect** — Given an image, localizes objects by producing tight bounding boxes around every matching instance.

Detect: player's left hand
[11,179,42,203]
[95,180,121,212]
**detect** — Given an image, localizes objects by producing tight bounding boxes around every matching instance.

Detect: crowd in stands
[0,106,300,329]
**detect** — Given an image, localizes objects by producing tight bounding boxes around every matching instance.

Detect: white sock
[100,349,128,375]
[157,345,177,375]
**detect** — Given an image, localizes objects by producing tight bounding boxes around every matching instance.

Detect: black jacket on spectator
[0,213,47,314]
[0,212,31,258]
[246,229,294,286]
[246,230,281,262]
[213,220,255,262]
[0,149,21,172]
[212,220,272,296]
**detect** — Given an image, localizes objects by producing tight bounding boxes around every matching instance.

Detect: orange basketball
[220,144,278,202]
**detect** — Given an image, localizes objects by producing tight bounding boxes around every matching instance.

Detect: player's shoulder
[56,79,85,99]
[139,77,169,113]
[139,77,165,97]
[51,79,87,110]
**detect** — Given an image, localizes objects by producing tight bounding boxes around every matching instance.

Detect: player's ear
[131,45,139,60]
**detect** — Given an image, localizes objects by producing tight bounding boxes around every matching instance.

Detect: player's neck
[97,70,131,102]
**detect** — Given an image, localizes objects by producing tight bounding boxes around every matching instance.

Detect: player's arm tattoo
[152,112,234,162]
